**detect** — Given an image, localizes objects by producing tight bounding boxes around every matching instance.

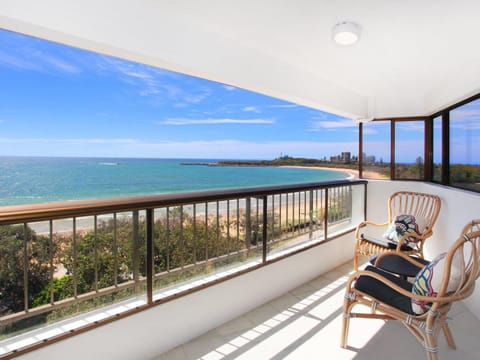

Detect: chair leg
[424,330,439,360]
[353,246,360,271]
[340,297,352,348]
[442,323,456,349]
[340,315,350,348]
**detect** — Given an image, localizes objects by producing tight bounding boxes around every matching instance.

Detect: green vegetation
[216,156,359,170]
[450,164,480,191]
[216,156,480,189]
[0,225,52,315]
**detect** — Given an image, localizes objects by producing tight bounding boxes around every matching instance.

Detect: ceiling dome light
[333,21,361,46]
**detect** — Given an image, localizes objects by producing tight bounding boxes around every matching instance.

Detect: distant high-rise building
[330,152,352,164]
[365,155,376,165]
[341,152,351,164]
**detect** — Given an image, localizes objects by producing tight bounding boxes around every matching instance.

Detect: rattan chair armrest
[354,220,390,239]
[373,251,427,269]
[394,227,433,250]
[346,269,409,296]
[358,220,390,228]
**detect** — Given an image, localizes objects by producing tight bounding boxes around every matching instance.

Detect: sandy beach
[280,165,387,180]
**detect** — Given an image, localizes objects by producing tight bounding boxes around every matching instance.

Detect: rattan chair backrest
[388,191,441,234]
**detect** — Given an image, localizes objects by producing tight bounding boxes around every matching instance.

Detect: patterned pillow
[383,214,428,247]
[383,222,397,240]
[411,252,462,315]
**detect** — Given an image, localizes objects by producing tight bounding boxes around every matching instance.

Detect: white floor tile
[155,261,480,360]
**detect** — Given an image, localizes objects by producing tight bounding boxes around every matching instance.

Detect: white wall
[365,180,480,319]
[17,232,355,360]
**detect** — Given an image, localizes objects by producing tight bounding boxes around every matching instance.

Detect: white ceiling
[1,0,479,120]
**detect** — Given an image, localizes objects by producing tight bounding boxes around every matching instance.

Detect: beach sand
[281,165,387,180]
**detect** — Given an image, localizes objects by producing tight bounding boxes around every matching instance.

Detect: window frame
[359,92,480,190]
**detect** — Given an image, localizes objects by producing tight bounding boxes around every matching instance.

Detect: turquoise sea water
[0,157,348,206]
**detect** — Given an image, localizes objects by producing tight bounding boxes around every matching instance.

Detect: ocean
[0,157,349,206]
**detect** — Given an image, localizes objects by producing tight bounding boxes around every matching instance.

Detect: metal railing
[0,179,366,357]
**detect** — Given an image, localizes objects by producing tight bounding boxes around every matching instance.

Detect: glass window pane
[394,121,425,179]
[450,98,480,191]
[362,121,390,179]
[433,116,442,182]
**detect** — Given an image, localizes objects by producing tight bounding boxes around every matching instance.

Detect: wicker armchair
[353,191,441,270]
[341,229,480,360]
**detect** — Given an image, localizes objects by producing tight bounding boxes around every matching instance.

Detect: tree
[0,224,52,316]
[416,156,424,179]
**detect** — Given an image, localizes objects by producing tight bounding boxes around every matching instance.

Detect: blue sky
[2,29,476,163]
[0,29,361,160]
[449,99,480,164]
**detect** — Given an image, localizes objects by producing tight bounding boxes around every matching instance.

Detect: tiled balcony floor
[154,261,480,360]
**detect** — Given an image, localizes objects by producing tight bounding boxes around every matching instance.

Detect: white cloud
[308,118,357,131]
[243,106,259,112]
[222,85,237,91]
[122,139,358,159]
[99,57,170,98]
[450,103,480,122]
[268,104,299,109]
[0,49,81,74]
[362,127,380,135]
[0,52,42,72]
[395,121,425,132]
[168,140,353,158]
[98,57,213,104]
[450,119,480,130]
[39,52,81,74]
[184,87,212,104]
[0,137,357,159]
[160,118,275,125]
[0,30,82,74]
[172,102,188,108]
[0,137,138,145]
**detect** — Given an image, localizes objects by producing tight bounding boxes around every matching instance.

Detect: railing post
[245,197,251,248]
[132,210,140,294]
[215,202,220,258]
[262,196,268,263]
[348,185,353,220]
[204,202,208,263]
[23,223,29,312]
[94,215,98,292]
[364,182,368,221]
[309,190,314,239]
[49,220,54,304]
[324,188,329,240]
[73,218,78,298]
[113,213,118,287]
[146,208,153,305]
[180,205,184,268]
[193,204,197,264]
[166,207,170,271]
